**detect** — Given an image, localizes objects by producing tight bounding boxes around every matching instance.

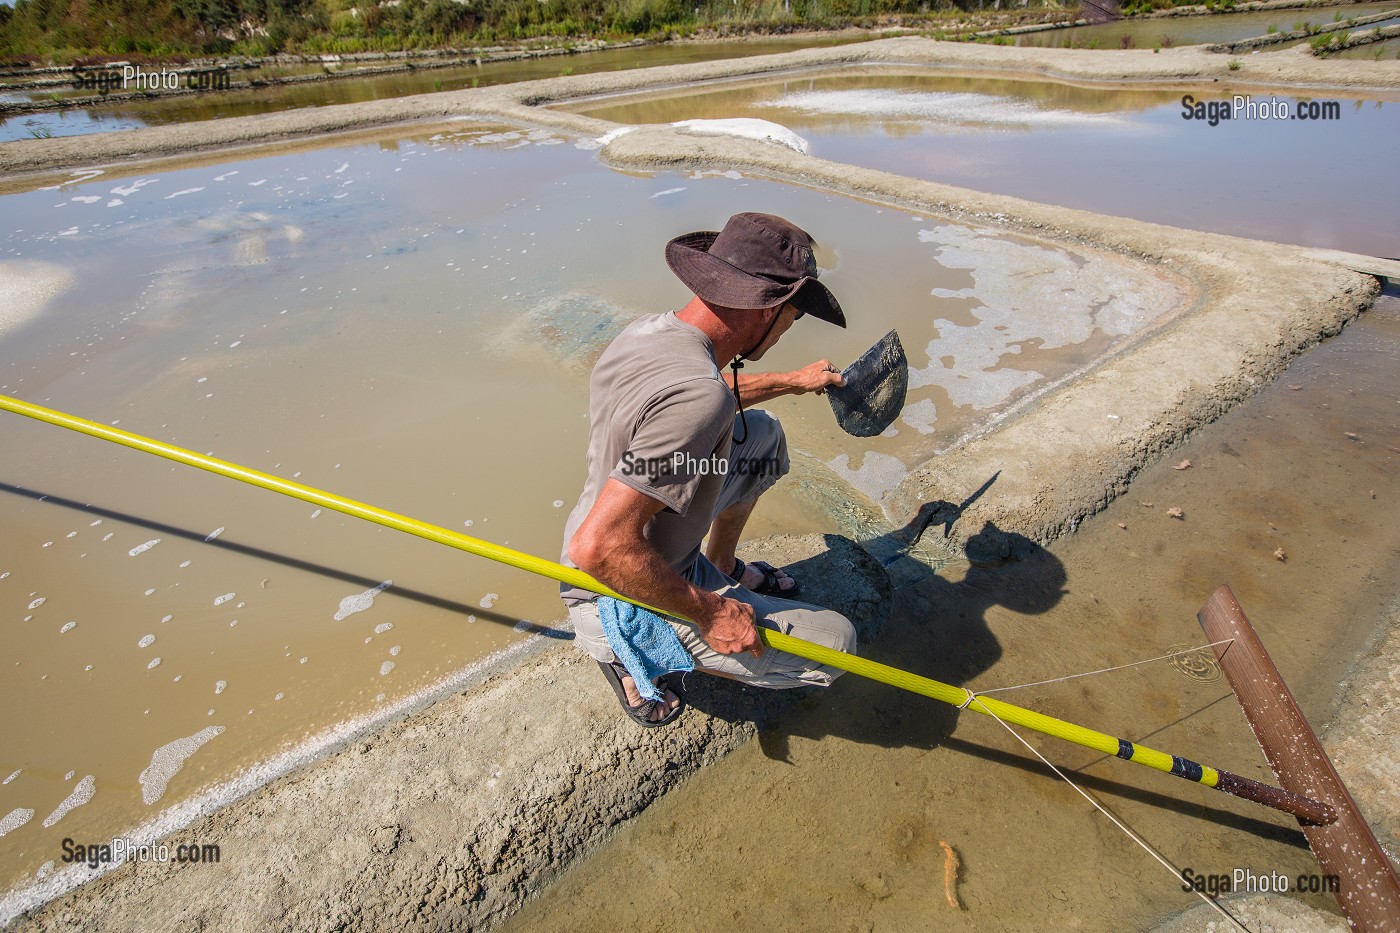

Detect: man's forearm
[584,539,722,628]
[724,370,805,405]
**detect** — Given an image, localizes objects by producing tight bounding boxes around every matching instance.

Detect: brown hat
[665,212,846,328]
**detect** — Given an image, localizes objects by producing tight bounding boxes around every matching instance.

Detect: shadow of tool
[860,470,1001,585]
[0,482,570,639]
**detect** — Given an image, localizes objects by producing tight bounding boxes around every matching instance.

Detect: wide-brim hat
[665,212,846,328]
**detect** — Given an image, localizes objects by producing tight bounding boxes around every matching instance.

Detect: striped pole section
[0,393,1334,825]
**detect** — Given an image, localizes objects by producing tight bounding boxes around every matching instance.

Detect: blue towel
[596,597,694,702]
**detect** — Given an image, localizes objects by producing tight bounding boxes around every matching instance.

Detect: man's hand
[789,359,845,395]
[697,595,764,657]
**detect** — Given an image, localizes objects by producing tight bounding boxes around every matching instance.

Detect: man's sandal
[597,660,685,728]
[731,558,801,599]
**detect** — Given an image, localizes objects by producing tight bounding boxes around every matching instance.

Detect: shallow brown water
[502,292,1400,931]
[566,67,1400,257]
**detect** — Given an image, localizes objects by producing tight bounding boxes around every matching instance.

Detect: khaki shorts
[568,410,856,689]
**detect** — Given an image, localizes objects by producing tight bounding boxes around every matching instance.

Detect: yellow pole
[0,393,1334,824]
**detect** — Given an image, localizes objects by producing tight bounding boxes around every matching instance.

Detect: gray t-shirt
[559,312,736,603]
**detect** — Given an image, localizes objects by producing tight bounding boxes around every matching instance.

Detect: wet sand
[2,36,1397,931]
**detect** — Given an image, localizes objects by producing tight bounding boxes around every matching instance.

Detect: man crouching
[559,212,859,727]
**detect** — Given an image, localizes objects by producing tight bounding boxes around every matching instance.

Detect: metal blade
[826,329,908,438]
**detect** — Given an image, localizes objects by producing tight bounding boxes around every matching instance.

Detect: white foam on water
[650,187,687,199]
[109,178,158,198]
[310,509,322,519]
[379,660,395,676]
[0,635,544,926]
[106,200,122,207]
[333,580,392,622]
[3,770,19,785]
[161,615,173,623]
[147,657,161,670]
[248,179,267,187]
[38,168,103,190]
[479,593,498,609]
[56,227,79,237]
[214,171,238,181]
[138,726,224,805]
[101,533,113,542]
[205,527,225,542]
[909,225,1181,410]
[128,539,160,557]
[214,680,226,695]
[63,771,73,781]
[334,163,349,174]
[70,196,100,204]
[40,775,94,828]
[274,692,284,701]
[27,598,45,610]
[672,118,808,154]
[0,809,33,838]
[373,623,392,635]
[179,561,191,569]
[213,593,234,606]
[89,520,102,526]
[552,499,565,508]
[760,88,1130,130]
[388,646,400,657]
[65,532,76,539]
[138,634,155,648]
[824,451,910,505]
[59,621,75,634]
[0,260,76,338]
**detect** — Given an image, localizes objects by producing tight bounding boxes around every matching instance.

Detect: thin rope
[968,695,1250,932]
[977,640,1235,696]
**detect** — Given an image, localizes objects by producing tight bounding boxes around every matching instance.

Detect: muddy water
[0,121,1186,906]
[502,291,1400,932]
[1012,1,1399,48]
[567,68,1400,257]
[0,35,872,143]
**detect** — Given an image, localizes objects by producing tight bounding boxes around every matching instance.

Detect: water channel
[565,66,1400,257]
[0,35,871,143]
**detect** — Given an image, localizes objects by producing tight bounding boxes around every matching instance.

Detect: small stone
[1167,507,1184,520]
[1274,547,1287,562]
[1344,432,1360,440]
[1117,523,1127,530]
[1139,501,1154,508]
[1172,459,1192,471]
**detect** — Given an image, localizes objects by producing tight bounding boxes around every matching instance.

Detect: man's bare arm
[568,478,762,657]
[723,359,844,405]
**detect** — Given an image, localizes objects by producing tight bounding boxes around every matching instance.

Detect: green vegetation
[1227,57,1240,69]
[0,0,1064,61]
